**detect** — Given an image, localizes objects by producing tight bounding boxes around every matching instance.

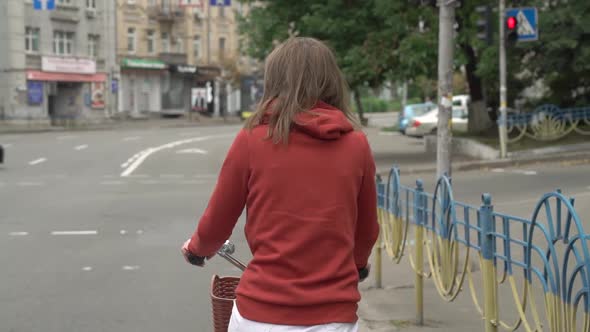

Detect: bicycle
[186,241,247,332]
[186,241,370,332]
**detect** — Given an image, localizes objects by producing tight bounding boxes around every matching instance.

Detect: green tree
[238,0,432,125]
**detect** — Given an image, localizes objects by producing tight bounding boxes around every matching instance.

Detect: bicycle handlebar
[187,241,247,271]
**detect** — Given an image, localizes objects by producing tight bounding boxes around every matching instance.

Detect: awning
[122,58,167,70]
[26,70,107,82]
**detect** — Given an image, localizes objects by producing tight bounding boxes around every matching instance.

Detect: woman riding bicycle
[182,37,379,332]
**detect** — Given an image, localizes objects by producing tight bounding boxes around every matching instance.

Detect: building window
[148,0,157,6]
[193,35,201,60]
[127,0,136,4]
[25,27,40,53]
[161,32,170,52]
[147,30,156,54]
[57,0,72,4]
[175,37,184,53]
[53,31,74,55]
[219,5,225,18]
[219,37,226,60]
[86,0,96,9]
[88,34,99,57]
[127,27,136,53]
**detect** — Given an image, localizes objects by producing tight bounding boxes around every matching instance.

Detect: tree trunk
[462,44,493,134]
[353,88,368,126]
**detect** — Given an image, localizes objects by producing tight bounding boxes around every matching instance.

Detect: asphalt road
[0,124,588,332]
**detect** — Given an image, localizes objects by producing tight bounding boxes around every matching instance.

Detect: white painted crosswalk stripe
[29,158,47,165]
[9,232,29,236]
[51,230,98,236]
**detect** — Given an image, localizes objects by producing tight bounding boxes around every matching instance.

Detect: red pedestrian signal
[506,16,517,30]
[505,16,518,45]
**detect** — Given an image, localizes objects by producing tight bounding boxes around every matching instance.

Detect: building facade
[0,0,118,126]
[115,0,258,118]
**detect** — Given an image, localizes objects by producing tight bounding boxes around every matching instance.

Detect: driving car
[405,107,469,137]
[398,103,436,134]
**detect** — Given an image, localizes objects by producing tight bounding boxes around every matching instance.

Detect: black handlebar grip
[358,267,369,281]
[186,253,206,266]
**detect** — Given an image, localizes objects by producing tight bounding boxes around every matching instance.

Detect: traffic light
[476,5,493,45]
[505,15,518,44]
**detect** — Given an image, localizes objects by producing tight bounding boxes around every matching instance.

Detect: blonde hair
[245,37,358,143]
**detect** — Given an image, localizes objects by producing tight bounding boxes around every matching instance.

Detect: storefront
[193,66,221,117]
[162,64,197,116]
[119,58,166,116]
[26,56,107,125]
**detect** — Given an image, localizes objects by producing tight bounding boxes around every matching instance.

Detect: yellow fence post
[375,176,384,289]
[415,180,425,325]
[480,194,498,332]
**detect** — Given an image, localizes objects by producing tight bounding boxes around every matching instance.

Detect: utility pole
[498,0,508,158]
[436,0,456,179]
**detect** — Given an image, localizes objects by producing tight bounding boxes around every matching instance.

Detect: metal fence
[504,104,590,143]
[374,166,589,332]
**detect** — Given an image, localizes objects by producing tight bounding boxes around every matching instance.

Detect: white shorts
[228,302,359,332]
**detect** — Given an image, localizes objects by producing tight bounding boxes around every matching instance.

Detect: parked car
[405,107,469,137]
[453,94,470,115]
[398,103,436,134]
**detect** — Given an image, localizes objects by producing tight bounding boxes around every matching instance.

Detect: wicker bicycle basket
[211,275,241,332]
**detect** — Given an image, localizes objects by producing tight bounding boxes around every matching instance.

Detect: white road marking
[9,232,29,236]
[136,230,144,235]
[160,174,184,179]
[378,131,397,136]
[100,180,125,185]
[492,168,505,173]
[512,169,538,176]
[17,181,44,186]
[51,230,98,236]
[1,143,13,148]
[29,158,47,165]
[74,144,88,150]
[0,182,5,186]
[82,266,93,271]
[139,180,160,185]
[120,230,127,235]
[176,148,208,154]
[193,174,218,179]
[122,265,140,271]
[57,135,76,140]
[120,134,234,177]
[123,136,141,141]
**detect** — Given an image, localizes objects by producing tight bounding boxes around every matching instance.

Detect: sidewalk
[364,126,590,176]
[357,250,485,332]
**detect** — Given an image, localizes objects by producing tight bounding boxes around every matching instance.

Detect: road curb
[377,151,590,176]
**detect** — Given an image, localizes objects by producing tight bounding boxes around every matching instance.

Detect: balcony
[148,3,184,23]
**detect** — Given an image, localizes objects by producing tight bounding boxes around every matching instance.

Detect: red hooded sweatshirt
[188,101,379,325]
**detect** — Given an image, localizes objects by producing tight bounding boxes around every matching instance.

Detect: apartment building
[0,0,118,125]
[116,0,257,117]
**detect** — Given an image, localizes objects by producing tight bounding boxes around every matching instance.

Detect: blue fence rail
[502,104,590,142]
[375,167,589,332]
